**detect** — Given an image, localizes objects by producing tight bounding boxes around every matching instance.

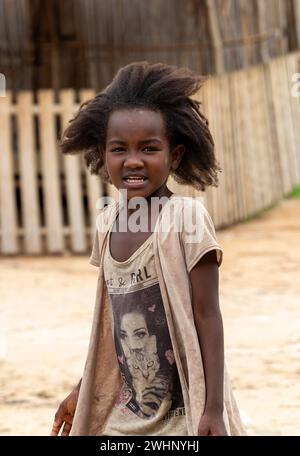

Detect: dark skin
[104,108,184,261]
[106,108,227,435]
[190,250,228,436]
[51,107,227,436]
[50,379,81,436]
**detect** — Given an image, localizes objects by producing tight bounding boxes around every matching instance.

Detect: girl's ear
[100,147,112,183]
[170,144,185,171]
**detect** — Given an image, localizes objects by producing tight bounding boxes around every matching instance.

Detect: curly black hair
[60,61,221,191]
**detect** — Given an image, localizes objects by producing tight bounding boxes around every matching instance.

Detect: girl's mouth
[122,176,148,188]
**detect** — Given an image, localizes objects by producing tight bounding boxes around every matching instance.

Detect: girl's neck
[125,185,173,216]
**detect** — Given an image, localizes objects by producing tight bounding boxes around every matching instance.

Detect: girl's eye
[110,146,159,153]
[143,147,158,152]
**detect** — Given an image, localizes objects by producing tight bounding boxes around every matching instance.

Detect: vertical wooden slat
[285,52,300,182]
[38,90,64,252]
[245,65,264,213]
[79,89,105,235]
[196,83,213,217]
[263,59,284,203]
[61,89,87,252]
[0,92,18,253]
[192,88,209,210]
[219,73,237,225]
[239,67,256,217]
[16,91,41,253]
[201,78,219,224]
[293,0,300,49]
[215,74,229,225]
[250,65,273,209]
[280,56,299,188]
[211,75,224,225]
[230,69,248,221]
[86,169,104,233]
[205,0,225,74]
[268,57,294,194]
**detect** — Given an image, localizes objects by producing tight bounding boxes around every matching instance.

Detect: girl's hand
[197,411,228,436]
[50,384,80,436]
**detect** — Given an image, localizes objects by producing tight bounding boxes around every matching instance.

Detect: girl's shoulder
[170,193,206,208]
[95,199,119,232]
[159,194,216,243]
[169,194,211,225]
[90,199,118,267]
[166,194,223,270]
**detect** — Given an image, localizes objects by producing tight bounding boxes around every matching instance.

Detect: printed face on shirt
[119,311,167,416]
[120,312,159,381]
[110,284,185,417]
[120,312,150,352]
[104,108,184,201]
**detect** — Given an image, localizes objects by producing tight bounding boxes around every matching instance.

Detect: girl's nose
[123,151,144,168]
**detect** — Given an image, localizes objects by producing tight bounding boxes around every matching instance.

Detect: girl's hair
[60,61,221,191]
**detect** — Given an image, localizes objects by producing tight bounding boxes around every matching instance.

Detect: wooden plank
[202,78,220,225]
[0,92,18,253]
[199,81,214,218]
[61,89,87,252]
[229,69,248,221]
[258,62,275,207]
[268,57,294,195]
[79,90,105,236]
[279,56,299,188]
[250,65,275,208]
[86,169,104,234]
[285,52,300,183]
[216,75,230,226]
[38,90,64,252]
[205,0,225,74]
[294,0,300,49]
[219,73,237,225]
[261,62,280,206]
[229,70,241,220]
[16,91,42,253]
[262,60,284,202]
[246,65,267,212]
[210,76,225,227]
[241,67,257,216]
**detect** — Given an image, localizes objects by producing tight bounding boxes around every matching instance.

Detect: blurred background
[0,0,300,436]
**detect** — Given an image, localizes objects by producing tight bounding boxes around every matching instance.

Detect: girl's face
[104,108,184,200]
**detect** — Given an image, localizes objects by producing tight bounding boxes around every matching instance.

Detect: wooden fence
[0,51,300,254]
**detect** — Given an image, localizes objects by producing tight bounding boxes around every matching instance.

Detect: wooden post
[205,0,225,74]
[61,89,87,252]
[293,0,300,48]
[17,91,42,253]
[0,93,18,253]
[38,90,64,252]
[79,89,104,238]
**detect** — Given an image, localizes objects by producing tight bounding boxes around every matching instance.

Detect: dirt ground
[0,197,299,436]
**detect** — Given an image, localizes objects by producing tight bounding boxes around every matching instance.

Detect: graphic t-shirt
[102,227,188,436]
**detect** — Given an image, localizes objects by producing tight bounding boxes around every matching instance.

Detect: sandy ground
[0,197,299,436]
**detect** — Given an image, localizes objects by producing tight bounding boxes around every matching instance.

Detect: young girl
[51,62,246,436]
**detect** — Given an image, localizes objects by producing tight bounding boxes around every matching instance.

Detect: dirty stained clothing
[69,194,246,436]
[102,224,187,435]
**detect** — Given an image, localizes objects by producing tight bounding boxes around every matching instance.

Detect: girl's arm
[189,249,227,436]
[50,378,82,436]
